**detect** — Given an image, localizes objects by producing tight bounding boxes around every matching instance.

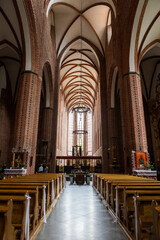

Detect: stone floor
[35,182,127,240]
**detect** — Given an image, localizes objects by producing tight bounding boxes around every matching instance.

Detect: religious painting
[136,152,147,169]
[12,153,24,168]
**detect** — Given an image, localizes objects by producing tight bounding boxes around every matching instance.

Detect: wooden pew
[152,202,160,240]
[0,195,28,240]
[1,173,64,207]
[106,180,157,209]
[0,180,51,208]
[93,173,160,240]
[0,185,44,222]
[115,185,160,224]
[123,189,160,233]
[0,199,14,240]
[114,183,160,219]
[0,189,38,232]
[0,173,64,239]
[0,174,64,210]
[0,182,47,220]
[133,196,160,240]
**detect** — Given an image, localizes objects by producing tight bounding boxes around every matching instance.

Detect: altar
[132,169,157,178]
[70,172,91,185]
[75,172,85,185]
[4,168,27,178]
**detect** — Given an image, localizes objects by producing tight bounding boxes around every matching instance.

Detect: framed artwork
[12,152,24,168]
[136,152,147,169]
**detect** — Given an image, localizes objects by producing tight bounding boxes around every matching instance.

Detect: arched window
[107,10,112,44]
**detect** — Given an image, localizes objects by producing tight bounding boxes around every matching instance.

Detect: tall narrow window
[77,113,84,151]
[68,112,73,155]
[88,112,92,155]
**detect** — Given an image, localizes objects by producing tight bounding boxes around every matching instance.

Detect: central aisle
[36,183,127,240]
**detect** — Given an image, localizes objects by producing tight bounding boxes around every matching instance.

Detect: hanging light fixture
[72,106,90,113]
[73,2,88,135]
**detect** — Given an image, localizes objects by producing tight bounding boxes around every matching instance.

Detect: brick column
[122,72,148,171]
[13,71,41,174]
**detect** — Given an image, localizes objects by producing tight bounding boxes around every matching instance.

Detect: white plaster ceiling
[50,0,116,111]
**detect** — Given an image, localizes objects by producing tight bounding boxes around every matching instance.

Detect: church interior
[0,0,160,239]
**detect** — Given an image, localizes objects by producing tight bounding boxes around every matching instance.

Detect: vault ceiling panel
[51,0,116,15]
[139,0,160,48]
[141,59,157,96]
[0,13,18,47]
[142,17,160,51]
[64,85,95,97]
[1,0,22,47]
[62,58,94,68]
[53,5,78,50]
[150,62,160,99]
[140,45,160,101]
[0,45,20,59]
[62,78,97,93]
[62,50,99,70]
[58,17,81,55]
[80,17,103,54]
[2,58,20,98]
[83,5,109,50]
[143,46,160,58]
[60,39,100,67]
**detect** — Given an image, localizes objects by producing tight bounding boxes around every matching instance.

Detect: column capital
[44,107,54,110]
[123,72,140,78]
[21,70,39,77]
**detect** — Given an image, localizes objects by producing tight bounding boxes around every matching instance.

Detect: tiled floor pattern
[35,183,127,240]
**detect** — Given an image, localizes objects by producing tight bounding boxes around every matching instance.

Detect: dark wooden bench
[0,189,38,232]
[134,196,160,240]
[0,199,14,240]
[0,195,28,240]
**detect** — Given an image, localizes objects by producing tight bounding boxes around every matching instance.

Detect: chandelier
[72,1,89,135]
[73,129,88,134]
[72,106,90,113]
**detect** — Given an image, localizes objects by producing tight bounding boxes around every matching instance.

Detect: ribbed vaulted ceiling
[51,0,116,111]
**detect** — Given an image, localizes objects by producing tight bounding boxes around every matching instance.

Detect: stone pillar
[122,72,148,172]
[13,71,41,174]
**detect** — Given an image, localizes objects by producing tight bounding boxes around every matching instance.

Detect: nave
[36,183,127,240]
